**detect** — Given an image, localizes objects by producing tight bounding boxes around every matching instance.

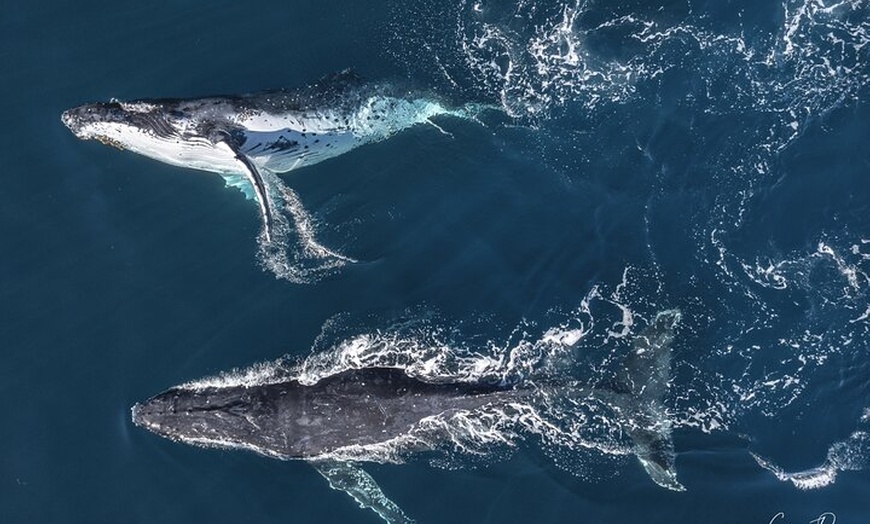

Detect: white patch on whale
[63,74,492,283]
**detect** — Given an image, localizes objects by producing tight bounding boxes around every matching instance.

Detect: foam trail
[255,170,356,284]
[751,430,870,489]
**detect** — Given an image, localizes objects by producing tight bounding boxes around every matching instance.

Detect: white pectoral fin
[213,141,275,242]
[310,459,414,524]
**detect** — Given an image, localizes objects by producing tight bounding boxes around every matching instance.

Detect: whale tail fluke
[616,309,685,491]
[590,310,685,490]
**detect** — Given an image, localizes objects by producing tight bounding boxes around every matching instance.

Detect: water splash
[255,172,356,284]
[752,429,870,489]
[456,0,640,117]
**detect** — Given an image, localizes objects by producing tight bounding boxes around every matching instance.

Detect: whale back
[132,367,523,459]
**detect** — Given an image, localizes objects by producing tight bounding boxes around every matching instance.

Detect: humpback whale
[133,367,529,459]
[61,71,479,244]
[131,311,685,523]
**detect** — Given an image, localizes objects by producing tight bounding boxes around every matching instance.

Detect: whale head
[131,384,287,458]
[61,98,241,173]
[62,100,187,149]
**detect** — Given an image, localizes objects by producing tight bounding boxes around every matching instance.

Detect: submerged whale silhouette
[132,310,685,523]
[61,71,480,244]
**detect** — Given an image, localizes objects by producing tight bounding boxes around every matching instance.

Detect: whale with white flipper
[62,71,485,248]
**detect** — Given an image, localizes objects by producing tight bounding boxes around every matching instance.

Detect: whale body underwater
[132,311,686,523]
[61,71,480,245]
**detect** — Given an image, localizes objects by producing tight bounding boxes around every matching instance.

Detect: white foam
[752,430,870,489]
[179,435,290,460]
[816,242,868,292]
[181,359,289,390]
[541,327,585,347]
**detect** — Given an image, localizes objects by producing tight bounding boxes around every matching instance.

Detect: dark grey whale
[131,310,685,523]
[132,367,529,459]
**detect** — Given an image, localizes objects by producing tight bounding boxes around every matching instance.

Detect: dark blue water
[2,0,869,522]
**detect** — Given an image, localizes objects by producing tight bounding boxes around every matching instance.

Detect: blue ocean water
[2,0,869,522]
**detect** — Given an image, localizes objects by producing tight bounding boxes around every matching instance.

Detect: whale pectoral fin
[310,459,414,524]
[213,140,275,243]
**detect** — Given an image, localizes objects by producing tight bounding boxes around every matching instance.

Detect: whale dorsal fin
[213,139,275,243]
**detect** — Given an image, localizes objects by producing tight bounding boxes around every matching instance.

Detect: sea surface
[2,0,869,523]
